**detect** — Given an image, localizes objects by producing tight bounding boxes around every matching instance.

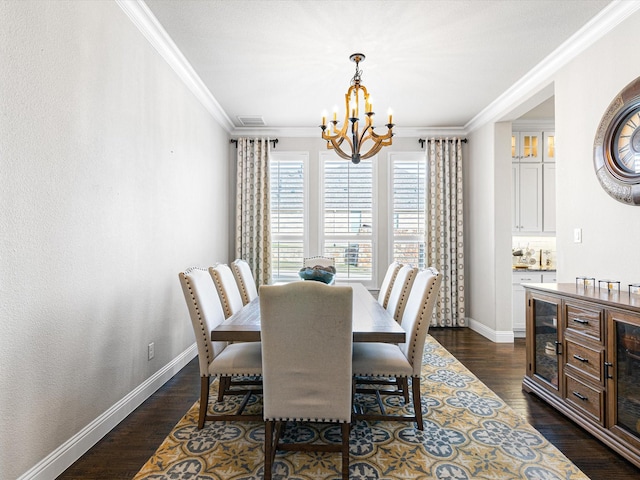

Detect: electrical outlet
[148,342,155,360]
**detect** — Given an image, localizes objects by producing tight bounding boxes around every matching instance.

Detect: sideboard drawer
[565,302,603,342]
[565,339,603,384]
[565,373,604,425]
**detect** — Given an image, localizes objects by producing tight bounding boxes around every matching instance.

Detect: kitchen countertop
[512,268,556,273]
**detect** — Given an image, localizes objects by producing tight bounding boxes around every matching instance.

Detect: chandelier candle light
[320,53,394,164]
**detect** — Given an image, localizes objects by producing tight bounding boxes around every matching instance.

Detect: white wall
[465,8,640,341]
[7,1,640,478]
[554,12,640,285]
[465,122,515,341]
[0,2,229,478]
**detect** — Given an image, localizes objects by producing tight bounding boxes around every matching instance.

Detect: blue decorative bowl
[298,267,336,285]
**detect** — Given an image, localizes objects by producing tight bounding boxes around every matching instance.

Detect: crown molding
[229,125,468,138]
[230,127,317,138]
[120,0,640,138]
[465,0,640,133]
[512,120,555,131]
[399,126,469,138]
[116,0,235,132]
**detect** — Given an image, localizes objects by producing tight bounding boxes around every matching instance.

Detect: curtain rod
[230,138,279,149]
[418,138,467,149]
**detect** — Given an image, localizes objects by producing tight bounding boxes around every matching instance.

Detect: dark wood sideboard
[522,283,640,468]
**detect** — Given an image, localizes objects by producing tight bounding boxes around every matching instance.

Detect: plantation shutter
[392,155,426,268]
[270,155,305,279]
[323,157,373,280]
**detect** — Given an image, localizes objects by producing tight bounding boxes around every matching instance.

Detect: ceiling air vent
[237,115,266,127]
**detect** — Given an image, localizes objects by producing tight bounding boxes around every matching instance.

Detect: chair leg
[264,420,273,480]
[341,422,350,480]
[198,376,210,430]
[217,376,228,402]
[411,376,423,430]
[351,378,356,414]
[400,377,410,404]
[274,421,284,454]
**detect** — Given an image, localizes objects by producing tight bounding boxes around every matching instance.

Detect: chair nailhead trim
[183,270,213,365]
[265,417,350,423]
[211,267,233,318]
[383,265,401,309]
[232,263,249,304]
[408,274,439,368]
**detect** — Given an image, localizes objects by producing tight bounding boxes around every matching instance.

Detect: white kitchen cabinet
[541,271,556,283]
[513,163,543,233]
[512,132,542,163]
[512,129,555,234]
[512,271,557,336]
[543,131,556,163]
[543,163,556,232]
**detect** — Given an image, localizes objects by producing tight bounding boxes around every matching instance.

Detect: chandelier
[320,53,394,164]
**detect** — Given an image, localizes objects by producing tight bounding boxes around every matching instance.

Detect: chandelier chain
[351,59,363,86]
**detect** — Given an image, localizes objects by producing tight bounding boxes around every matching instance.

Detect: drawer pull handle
[573,391,588,401]
[605,361,614,379]
[555,341,562,355]
[573,354,589,363]
[573,392,589,402]
[572,318,589,325]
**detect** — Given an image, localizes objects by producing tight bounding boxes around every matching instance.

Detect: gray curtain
[427,138,466,327]
[235,138,271,286]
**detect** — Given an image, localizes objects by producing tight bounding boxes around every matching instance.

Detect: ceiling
[143,0,613,134]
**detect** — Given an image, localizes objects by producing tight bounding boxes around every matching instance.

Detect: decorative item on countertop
[513,246,537,268]
[598,279,620,293]
[576,276,596,289]
[298,265,336,284]
[629,283,640,296]
[512,248,525,268]
[541,249,553,269]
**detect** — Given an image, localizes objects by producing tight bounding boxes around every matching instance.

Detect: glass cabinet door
[608,311,640,447]
[529,294,561,393]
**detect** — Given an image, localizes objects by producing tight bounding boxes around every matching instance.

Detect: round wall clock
[594,77,640,205]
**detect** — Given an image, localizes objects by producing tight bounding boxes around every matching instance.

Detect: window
[391,153,426,268]
[269,152,307,280]
[322,153,374,281]
[268,150,427,286]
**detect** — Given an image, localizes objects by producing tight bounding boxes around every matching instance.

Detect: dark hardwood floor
[58,328,639,479]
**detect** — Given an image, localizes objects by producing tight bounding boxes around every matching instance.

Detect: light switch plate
[574,228,582,243]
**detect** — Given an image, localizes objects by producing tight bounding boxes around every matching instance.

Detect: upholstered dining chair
[352,267,442,430]
[378,261,402,309]
[179,267,262,428]
[231,258,258,305]
[209,263,245,318]
[385,264,418,323]
[260,281,353,480]
[303,255,335,269]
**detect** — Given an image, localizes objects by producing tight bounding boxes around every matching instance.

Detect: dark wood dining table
[210,282,405,343]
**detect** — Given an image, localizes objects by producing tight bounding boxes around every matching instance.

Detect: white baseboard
[468,318,515,343]
[17,344,198,480]
[513,328,526,339]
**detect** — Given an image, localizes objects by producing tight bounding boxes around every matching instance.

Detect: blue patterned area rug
[133,335,589,479]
